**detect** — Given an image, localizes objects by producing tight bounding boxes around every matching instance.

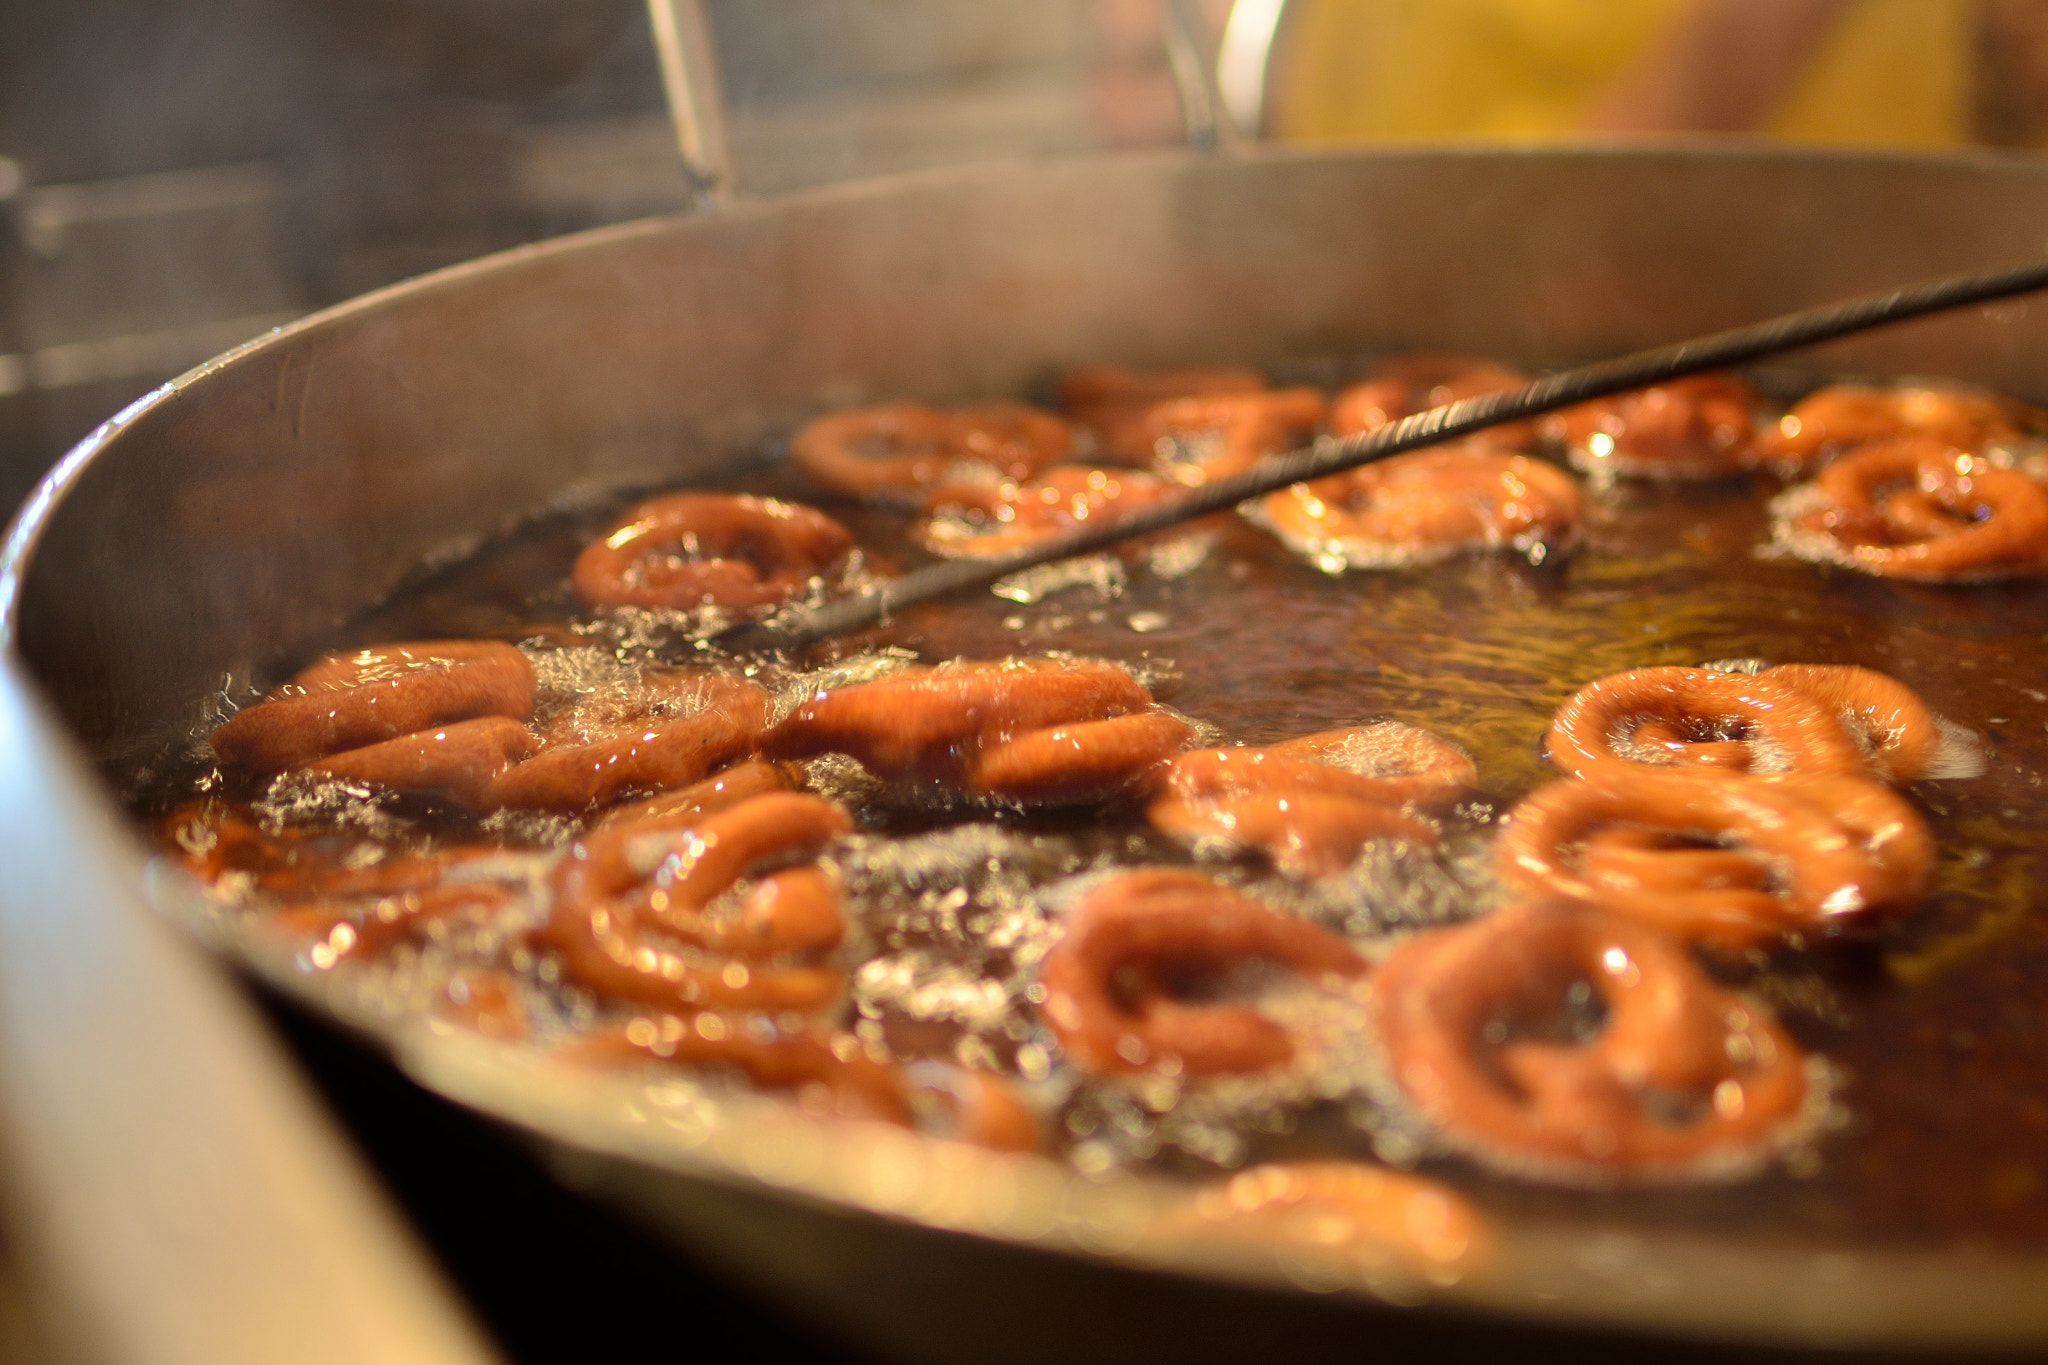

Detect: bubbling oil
[126,418,2048,1253]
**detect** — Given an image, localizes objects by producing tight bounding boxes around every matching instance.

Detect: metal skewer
[721,255,2048,654]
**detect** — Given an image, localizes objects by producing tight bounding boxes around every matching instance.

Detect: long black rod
[721,254,2048,653]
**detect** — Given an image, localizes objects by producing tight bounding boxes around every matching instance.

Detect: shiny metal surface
[0,654,502,1365]
[11,146,2048,1355]
[644,0,734,206]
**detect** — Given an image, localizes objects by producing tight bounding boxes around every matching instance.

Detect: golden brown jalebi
[538,790,850,1014]
[1256,447,1581,570]
[1758,382,2039,471]
[1775,436,2048,581]
[571,492,853,612]
[1138,388,1327,484]
[1147,724,1472,875]
[916,466,1178,557]
[592,759,797,829]
[165,800,529,964]
[1543,665,1867,779]
[1058,363,1268,462]
[759,658,1191,805]
[487,670,771,811]
[1756,663,1941,783]
[790,401,1073,501]
[1159,1161,1489,1279]
[211,639,535,772]
[570,1014,911,1124]
[1545,373,1762,480]
[1372,900,1812,1183]
[1330,352,1536,449]
[576,1016,1041,1150]
[1495,768,1931,947]
[1040,868,1365,1076]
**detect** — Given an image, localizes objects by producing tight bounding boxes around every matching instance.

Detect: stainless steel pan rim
[11,143,2048,1354]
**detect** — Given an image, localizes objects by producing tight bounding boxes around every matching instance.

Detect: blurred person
[1088,0,2048,149]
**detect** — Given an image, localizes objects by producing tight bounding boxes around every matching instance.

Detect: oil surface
[138,438,2048,1254]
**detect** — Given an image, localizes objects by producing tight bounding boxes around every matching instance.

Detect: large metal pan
[10,145,2048,1362]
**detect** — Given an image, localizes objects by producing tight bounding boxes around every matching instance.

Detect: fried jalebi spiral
[1148,723,1473,876]
[1545,373,1762,480]
[1372,900,1813,1183]
[1040,868,1366,1076]
[1139,388,1327,484]
[1263,725,1479,806]
[1758,382,2039,471]
[966,709,1198,804]
[539,790,851,1014]
[571,493,853,613]
[593,759,797,829]
[1771,436,2048,582]
[901,1062,1042,1152]
[1254,447,1581,571]
[571,1014,911,1124]
[164,800,533,964]
[1330,353,1536,450]
[575,1016,1041,1150]
[302,715,540,806]
[1543,665,1867,779]
[790,400,1074,501]
[1058,363,1268,462]
[435,970,528,1041]
[1496,769,1932,947]
[487,670,772,811]
[1756,663,1943,783]
[211,639,535,772]
[915,466,1178,557]
[1159,1162,1489,1280]
[759,658,1193,805]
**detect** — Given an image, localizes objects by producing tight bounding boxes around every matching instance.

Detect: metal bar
[644,0,736,206]
[0,655,505,1365]
[723,253,2048,653]
[1216,0,1290,137]
[1160,0,1234,151]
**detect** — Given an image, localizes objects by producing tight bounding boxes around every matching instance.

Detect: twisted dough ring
[1058,363,1268,463]
[1780,437,2048,581]
[576,1017,1041,1150]
[1040,868,1366,1076]
[165,801,529,964]
[486,669,772,811]
[1543,666,1867,779]
[1330,353,1536,450]
[1139,388,1327,483]
[277,664,771,813]
[790,401,1074,500]
[915,466,1178,558]
[760,658,1194,804]
[900,1062,1042,1153]
[572,493,854,612]
[211,639,535,772]
[1256,448,1581,570]
[302,716,540,806]
[1496,769,1932,948]
[573,1015,911,1125]
[1759,382,2037,471]
[1545,373,1762,480]
[540,790,851,1014]
[593,759,796,829]
[1756,663,1940,783]
[1162,1162,1489,1279]
[1148,724,1474,876]
[1372,900,1812,1183]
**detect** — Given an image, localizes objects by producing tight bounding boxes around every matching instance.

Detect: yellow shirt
[1270,0,1972,148]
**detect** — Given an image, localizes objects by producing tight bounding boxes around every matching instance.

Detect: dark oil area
[184,444,2048,1257]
